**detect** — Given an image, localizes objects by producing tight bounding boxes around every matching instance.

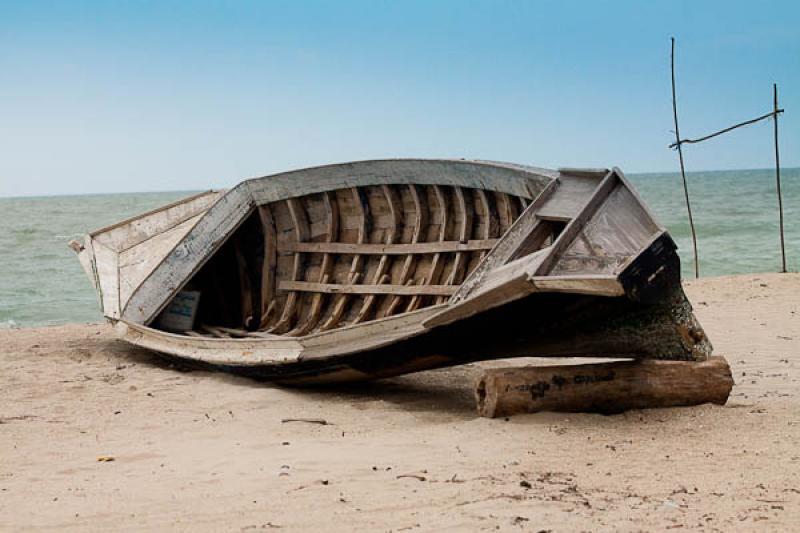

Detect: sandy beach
[1,273,798,531]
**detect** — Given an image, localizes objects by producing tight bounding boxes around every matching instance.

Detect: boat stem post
[773,83,787,273]
[669,37,700,279]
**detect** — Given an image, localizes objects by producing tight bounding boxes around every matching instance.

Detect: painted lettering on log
[507,371,617,400]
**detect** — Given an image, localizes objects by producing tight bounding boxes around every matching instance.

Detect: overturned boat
[70,159,711,384]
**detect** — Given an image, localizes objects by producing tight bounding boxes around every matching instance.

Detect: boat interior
[156,184,568,338]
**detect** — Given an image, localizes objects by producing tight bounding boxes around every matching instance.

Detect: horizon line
[1,164,795,201]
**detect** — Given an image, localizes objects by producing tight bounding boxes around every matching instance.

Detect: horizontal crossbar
[278,281,457,296]
[278,239,498,255]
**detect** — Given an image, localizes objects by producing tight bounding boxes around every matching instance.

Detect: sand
[1,273,798,531]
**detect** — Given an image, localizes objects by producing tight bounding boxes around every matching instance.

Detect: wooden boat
[70,159,712,384]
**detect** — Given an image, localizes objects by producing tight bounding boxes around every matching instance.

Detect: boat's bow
[69,190,224,320]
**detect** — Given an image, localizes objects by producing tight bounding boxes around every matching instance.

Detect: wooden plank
[354,185,402,324]
[122,183,253,324]
[245,159,554,206]
[476,356,733,417]
[406,185,456,313]
[92,241,121,319]
[493,191,517,233]
[184,330,211,338]
[383,184,427,317]
[319,187,368,331]
[277,239,498,255]
[535,175,602,220]
[474,189,497,261]
[556,167,611,179]
[233,235,255,328]
[90,190,222,252]
[534,170,618,276]
[551,183,660,276]
[270,197,310,333]
[257,205,278,328]
[118,212,205,309]
[614,167,667,233]
[289,192,339,335]
[431,185,450,305]
[450,179,559,303]
[278,280,457,296]
[73,237,100,297]
[423,250,546,329]
[530,275,624,296]
[442,186,471,290]
[118,321,303,366]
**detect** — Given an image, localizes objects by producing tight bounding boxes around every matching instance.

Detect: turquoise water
[0,168,797,328]
[632,168,798,277]
[0,191,193,328]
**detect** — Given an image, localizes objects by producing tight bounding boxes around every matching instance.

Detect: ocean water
[0,169,797,328]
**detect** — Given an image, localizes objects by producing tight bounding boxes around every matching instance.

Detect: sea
[1,168,797,328]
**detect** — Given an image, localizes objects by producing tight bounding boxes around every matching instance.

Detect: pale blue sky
[1,0,797,197]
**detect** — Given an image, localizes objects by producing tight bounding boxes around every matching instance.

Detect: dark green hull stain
[153,234,711,384]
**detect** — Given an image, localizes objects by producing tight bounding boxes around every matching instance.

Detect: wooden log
[475,356,733,418]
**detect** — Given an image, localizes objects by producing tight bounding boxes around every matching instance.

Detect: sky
[0,0,798,197]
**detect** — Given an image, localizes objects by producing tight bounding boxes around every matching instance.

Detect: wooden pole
[475,356,733,418]
[773,83,787,273]
[670,37,700,278]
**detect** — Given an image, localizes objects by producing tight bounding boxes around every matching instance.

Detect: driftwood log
[475,356,733,418]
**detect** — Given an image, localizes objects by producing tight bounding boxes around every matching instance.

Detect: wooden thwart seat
[277,239,498,255]
[277,280,457,296]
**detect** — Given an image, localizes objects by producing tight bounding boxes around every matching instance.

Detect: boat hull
[72,159,712,384]
[115,233,710,384]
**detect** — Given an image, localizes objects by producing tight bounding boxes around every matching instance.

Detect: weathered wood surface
[534,169,617,276]
[475,356,733,418]
[278,239,498,255]
[278,280,457,296]
[92,241,120,318]
[245,159,553,205]
[450,179,559,303]
[90,190,222,252]
[73,160,714,385]
[120,160,554,326]
[78,191,223,319]
[123,185,254,324]
[118,213,206,309]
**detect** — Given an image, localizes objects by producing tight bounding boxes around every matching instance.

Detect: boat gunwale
[87,189,224,239]
[117,303,447,365]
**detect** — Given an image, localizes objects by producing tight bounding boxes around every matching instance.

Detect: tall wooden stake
[773,83,787,273]
[670,37,699,278]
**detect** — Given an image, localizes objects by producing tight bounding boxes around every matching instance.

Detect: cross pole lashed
[668,37,787,276]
